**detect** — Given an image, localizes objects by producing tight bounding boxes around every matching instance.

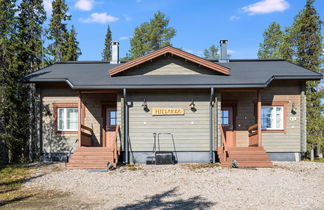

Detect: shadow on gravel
[0,195,34,207]
[113,187,215,210]
[0,174,44,187]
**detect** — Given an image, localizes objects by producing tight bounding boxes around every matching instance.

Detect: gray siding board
[261,81,302,152]
[127,90,210,152]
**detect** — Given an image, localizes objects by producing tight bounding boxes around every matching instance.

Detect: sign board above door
[152,108,185,116]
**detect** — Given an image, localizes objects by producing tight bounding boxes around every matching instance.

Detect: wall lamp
[142,98,149,112]
[291,103,297,114]
[190,99,196,112]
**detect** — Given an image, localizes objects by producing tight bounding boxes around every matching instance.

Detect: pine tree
[47,0,71,63]
[288,0,323,154]
[102,25,112,61]
[0,0,17,163]
[63,25,81,61]
[204,45,219,60]
[129,11,176,59]
[0,0,46,162]
[258,22,284,59]
[279,27,294,61]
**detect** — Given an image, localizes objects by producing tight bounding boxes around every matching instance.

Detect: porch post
[257,90,262,146]
[123,88,129,164]
[209,88,215,163]
[78,93,82,147]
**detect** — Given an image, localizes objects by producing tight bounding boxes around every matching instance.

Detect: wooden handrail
[111,125,120,168]
[80,124,93,146]
[81,124,93,133]
[248,123,259,147]
[248,123,258,132]
[219,124,228,163]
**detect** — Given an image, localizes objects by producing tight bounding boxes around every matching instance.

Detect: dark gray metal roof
[23,60,322,89]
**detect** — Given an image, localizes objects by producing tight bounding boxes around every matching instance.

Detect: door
[104,107,117,150]
[221,106,236,147]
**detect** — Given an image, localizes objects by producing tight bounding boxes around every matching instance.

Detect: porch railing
[248,123,258,147]
[219,125,228,162]
[80,124,93,146]
[111,125,120,167]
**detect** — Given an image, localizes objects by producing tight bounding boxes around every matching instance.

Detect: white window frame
[57,107,78,131]
[261,105,284,130]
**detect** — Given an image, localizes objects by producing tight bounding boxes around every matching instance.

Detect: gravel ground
[24,162,324,209]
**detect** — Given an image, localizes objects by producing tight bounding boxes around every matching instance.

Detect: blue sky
[44,0,323,60]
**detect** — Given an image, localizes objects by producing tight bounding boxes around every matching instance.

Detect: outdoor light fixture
[190,99,196,111]
[291,103,297,114]
[142,98,149,112]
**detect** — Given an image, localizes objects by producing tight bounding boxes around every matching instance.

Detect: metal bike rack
[146,132,178,164]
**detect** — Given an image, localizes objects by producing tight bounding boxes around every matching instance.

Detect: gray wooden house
[23,40,322,168]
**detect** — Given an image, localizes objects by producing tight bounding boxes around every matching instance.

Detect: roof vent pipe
[219,40,229,63]
[111,41,120,64]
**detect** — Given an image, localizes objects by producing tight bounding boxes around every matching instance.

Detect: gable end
[108,46,231,76]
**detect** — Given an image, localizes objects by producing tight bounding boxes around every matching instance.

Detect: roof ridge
[207,59,286,62]
[58,61,122,64]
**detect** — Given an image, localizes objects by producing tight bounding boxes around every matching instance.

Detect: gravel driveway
[24,162,324,209]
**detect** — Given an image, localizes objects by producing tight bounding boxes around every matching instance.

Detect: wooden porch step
[72,152,113,156]
[220,161,273,168]
[227,151,268,155]
[227,147,265,151]
[76,147,111,151]
[222,156,270,162]
[67,165,109,169]
[69,155,113,160]
[68,159,113,164]
[217,146,273,168]
[67,164,109,169]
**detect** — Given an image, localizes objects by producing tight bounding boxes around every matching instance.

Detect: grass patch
[313,158,324,163]
[182,163,220,170]
[304,158,324,163]
[0,164,67,207]
[125,164,142,171]
[0,165,32,204]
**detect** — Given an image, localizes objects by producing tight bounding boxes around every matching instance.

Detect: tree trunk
[310,144,315,161]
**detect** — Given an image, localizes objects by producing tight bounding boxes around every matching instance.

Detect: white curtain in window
[57,108,78,131]
[261,106,283,129]
[67,108,78,130]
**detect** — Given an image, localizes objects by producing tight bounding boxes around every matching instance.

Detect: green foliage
[0,0,45,163]
[257,0,323,153]
[258,22,284,59]
[203,45,219,60]
[128,11,176,59]
[102,25,112,61]
[47,0,71,63]
[289,0,323,150]
[62,25,81,61]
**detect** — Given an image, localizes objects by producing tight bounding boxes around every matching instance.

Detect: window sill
[56,131,78,135]
[262,130,286,133]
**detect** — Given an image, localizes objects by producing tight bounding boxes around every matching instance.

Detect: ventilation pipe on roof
[219,40,229,63]
[111,41,120,64]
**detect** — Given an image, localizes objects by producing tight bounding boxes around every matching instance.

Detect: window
[106,108,117,130]
[109,110,117,126]
[221,110,229,125]
[261,106,284,130]
[57,108,78,131]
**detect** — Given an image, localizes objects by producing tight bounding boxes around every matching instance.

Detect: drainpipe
[123,88,129,164]
[214,92,218,151]
[209,88,214,163]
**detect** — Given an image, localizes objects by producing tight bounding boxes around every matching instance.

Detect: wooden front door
[221,106,236,147]
[103,106,117,150]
